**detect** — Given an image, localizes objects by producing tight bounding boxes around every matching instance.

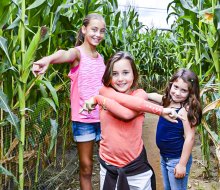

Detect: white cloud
[117,0,174,29]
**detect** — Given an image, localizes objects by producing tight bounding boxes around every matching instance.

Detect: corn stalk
[201,97,220,181]
[16,1,48,188]
[17,0,26,189]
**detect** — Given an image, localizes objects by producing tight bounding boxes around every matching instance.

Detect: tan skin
[32,18,106,190]
[77,141,98,189]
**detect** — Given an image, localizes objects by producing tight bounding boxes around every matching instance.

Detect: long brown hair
[75,13,105,46]
[162,68,202,126]
[102,51,139,90]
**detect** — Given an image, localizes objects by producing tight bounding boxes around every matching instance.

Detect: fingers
[32,64,40,77]
[169,118,178,123]
[174,164,186,178]
[79,98,96,114]
[32,61,49,76]
[79,105,95,114]
[168,110,185,121]
[169,113,185,121]
[176,114,185,121]
[175,173,185,178]
[79,108,85,114]
[38,66,48,75]
[169,109,177,118]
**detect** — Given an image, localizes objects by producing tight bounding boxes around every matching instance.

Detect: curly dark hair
[162,68,202,126]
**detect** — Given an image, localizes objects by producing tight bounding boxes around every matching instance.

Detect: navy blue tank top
[156,108,184,158]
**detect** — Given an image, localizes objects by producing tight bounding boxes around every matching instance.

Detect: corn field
[0,0,220,189]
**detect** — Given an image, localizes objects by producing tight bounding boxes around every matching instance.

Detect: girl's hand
[162,108,185,123]
[174,163,186,179]
[32,58,50,77]
[79,97,97,114]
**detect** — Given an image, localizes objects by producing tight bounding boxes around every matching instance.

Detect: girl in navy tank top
[148,68,202,190]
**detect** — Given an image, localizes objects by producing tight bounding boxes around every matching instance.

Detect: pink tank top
[68,46,105,122]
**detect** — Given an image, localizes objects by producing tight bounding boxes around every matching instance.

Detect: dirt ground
[72,113,219,190]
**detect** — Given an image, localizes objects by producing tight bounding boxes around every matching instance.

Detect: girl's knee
[80,161,93,175]
[80,168,93,179]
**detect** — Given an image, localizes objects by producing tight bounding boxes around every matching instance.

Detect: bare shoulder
[178,107,191,125]
[67,48,81,67]
[68,48,80,59]
[179,107,188,117]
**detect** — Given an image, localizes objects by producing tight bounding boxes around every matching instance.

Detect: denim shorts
[72,121,101,142]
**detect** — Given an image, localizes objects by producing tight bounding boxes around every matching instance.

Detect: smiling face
[170,78,189,103]
[82,18,106,46]
[110,59,134,94]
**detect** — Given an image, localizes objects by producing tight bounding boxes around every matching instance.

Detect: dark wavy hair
[102,51,139,90]
[162,68,202,126]
[75,13,105,46]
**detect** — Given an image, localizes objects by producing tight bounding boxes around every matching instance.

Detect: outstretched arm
[32,48,79,76]
[80,95,140,120]
[99,86,163,115]
[99,86,184,122]
[147,93,163,104]
[174,108,195,178]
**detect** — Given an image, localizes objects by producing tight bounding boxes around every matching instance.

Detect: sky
[117,0,174,29]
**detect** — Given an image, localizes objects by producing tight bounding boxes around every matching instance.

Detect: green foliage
[170,0,220,179]
[0,165,18,185]
[0,89,19,137]
[0,0,220,188]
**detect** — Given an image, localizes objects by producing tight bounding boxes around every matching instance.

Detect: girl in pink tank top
[32,13,106,190]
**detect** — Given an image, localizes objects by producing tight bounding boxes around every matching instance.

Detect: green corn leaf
[42,97,57,113]
[21,26,48,83]
[0,89,10,113]
[0,1,11,29]
[47,119,58,156]
[0,89,18,125]
[39,80,59,107]
[214,7,220,32]
[0,89,20,137]
[180,0,198,13]
[212,50,220,73]
[114,11,120,27]
[6,16,20,30]
[26,0,46,10]
[0,165,18,184]
[0,37,12,65]
[12,0,19,6]
[6,112,20,136]
[1,0,11,7]
[39,83,48,98]
[51,2,74,33]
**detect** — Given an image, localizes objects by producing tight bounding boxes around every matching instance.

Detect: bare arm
[174,108,195,178]
[147,92,163,104]
[32,48,80,76]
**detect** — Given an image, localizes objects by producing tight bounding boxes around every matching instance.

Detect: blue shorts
[72,121,101,142]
